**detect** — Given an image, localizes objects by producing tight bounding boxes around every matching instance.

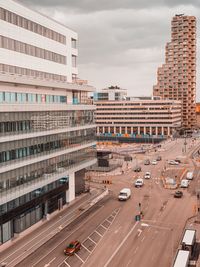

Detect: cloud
[20,0,200,100]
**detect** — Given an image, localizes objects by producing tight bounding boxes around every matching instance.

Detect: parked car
[133,166,142,172]
[168,160,179,165]
[144,172,151,179]
[156,156,162,161]
[151,160,158,165]
[144,159,150,165]
[135,178,144,187]
[174,191,183,198]
[64,240,81,255]
[174,159,181,163]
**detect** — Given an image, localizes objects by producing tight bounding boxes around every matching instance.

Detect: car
[174,191,183,198]
[135,178,144,187]
[133,166,142,172]
[156,156,162,161]
[144,159,150,165]
[64,241,81,255]
[174,159,181,163]
[168,160,179,165]
[151,160,158,165]
[144,172,151,179]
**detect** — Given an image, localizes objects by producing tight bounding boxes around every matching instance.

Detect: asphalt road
[1,137,199,267]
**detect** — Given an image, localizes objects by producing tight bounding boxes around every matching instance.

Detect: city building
[0,0,96,244]
[95,88,181,142]
[196,103,200,127]
[94,86,127,101]
[153,14,196,129]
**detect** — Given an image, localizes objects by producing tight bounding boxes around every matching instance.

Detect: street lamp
[141,223,174,264]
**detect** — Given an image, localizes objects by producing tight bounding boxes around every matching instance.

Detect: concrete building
[196,103,200,128]
[0,0,96,244]
[153,14,196,129]
[95,88,181,141]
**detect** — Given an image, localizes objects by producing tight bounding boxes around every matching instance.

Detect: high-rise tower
[153,14,196,129]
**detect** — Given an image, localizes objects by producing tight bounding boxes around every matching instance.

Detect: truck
[118,188,131,201]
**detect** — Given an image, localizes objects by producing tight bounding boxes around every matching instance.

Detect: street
[0,138,199,267]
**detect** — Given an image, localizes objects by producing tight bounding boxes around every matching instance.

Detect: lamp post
[141,223,174,264]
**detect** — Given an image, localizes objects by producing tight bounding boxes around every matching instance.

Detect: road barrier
[102,180,112,184]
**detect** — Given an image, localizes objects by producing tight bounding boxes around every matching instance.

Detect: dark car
[175,159,181,163]
[144,159,150,165]
[174,191,183,198]
[133,166,142,172]
[156,156,162,161]
[64,240,81,255]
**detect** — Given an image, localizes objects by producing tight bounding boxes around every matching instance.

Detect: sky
[20,0,200,99]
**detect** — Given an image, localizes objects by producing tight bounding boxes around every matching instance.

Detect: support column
[108,126,110,133]
[66,172,75,203]
[131,127,133,134]
[156,127,158,136]
[120,127,122,134]
[161,127,164,136]
[114,127,116,134]
[144,127,146,135]
[150,127,152,135]
[167,127,170,136]
[138,127,140,135]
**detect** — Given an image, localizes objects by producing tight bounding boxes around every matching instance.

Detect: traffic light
[135,214,141,221]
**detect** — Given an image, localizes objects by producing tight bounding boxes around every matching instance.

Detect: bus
[173,250,190,267]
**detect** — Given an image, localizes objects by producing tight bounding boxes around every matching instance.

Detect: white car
[135,178,144,187]
[168,160,179,165]
[144,172,151,179]
[151,160,158,165]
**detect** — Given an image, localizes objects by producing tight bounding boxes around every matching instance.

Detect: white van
[180,179,189,188]
[118,188,131,201]
[186,171,194,180]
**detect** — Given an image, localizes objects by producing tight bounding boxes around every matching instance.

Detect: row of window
[0,132,95,164]
[97,121,177,125]
[0,7,66,44]
[0,111,94,134]
[0,147,96,200]
[0,91,67,104]
[0,35,66,65]
[0,63,67,82]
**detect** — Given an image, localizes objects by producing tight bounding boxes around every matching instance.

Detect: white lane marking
[32,205,104,267]
[2,193,99,264]
[141,236,145,242]
[114,226,122,234]
[126,260,132,267]
[105,219,111,225]
[100,224,108,230]
[88,236,97,245]
[43,257,56,267]
[104,221,139,267]
[81,243,92,253]
[75,253,84,263]
[133,247,138,254]
[63,260,71,267]
[94,230,103,237]
[137,229,142,236]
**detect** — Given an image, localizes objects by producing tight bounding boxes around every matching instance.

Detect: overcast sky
[20,0,200,99]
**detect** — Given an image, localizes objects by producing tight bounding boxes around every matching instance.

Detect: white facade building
[0,0,96,244]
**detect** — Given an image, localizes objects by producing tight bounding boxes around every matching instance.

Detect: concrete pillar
[156,127,158,136]
[144,127,146,135]
[131,127,133,134]
[120,127,122,134]
[114,127,116,134]
[150,127,152,135]
[161,127,164,136]
[103,126,105,134]
[168,127,170,136]
[66,172,75,203]
[138,127,140,135]
[108,126,110,133]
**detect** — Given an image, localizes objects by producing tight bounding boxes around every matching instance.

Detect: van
[186,171,193,180]
[118,188,131,201]
[180,179,189,188]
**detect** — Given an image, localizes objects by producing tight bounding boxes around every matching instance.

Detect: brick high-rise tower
[153,14,196,129]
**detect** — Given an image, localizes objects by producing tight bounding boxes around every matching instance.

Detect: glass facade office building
[0,0,96,244]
